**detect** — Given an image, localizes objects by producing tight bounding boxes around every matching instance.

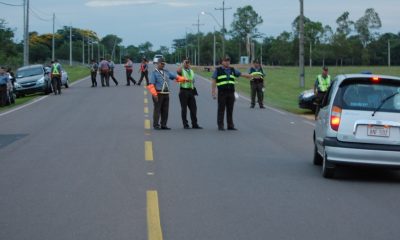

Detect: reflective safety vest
[317,74,331,92]
[249,67,264,80]
[216,67,236,90]
[52,63,60,75]
[180,68,194,89]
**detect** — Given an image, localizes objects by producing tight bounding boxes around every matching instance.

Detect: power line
[0,1,23,6]
[29,7,52,22]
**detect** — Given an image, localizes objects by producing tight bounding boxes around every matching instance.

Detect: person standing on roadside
[248,60,266,109]
[314,66,331,118]
[51,59,63,95]
[211,56,252,131]
[99,57,110,87]
[90,59,98,87]
[147,58,187,130]
[124,57,136,86]
[177,59,202,129]
[138,58,149,86]
[0,66,10,106]
[108,58,118,86]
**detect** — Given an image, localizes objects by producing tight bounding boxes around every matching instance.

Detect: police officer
[314,66,331,117]
[99,57,110,87]
[249,60,266,109]
[51,59,62,95]
[177,59,202,129]
[0,66,9,106]
[108,59,118,86]
[90,59,98,87]
[124,57,137,86]
[211,56,252,131]
[147,58,186,130]
[138,58,149,86]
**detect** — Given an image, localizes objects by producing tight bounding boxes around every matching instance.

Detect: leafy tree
[355,8,382,48]
[230,5,263,60]
[336,12,354,36]
[0,19,20,67]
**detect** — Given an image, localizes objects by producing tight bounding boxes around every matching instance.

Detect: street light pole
[69,25,72,66]
[52,13,55,61]
[23,0,30,66]
[299,0,305,88]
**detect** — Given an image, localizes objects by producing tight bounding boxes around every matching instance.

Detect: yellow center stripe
[145,119,151,129]
[144,98,148,104]
[144,107,149,114]
[147,191,163,240]
[144,91,148,96]
[145,141,154,161]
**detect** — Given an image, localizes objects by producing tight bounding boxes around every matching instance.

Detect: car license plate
[367,125,390,137]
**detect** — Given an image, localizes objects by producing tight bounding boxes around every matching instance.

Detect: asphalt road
[0,64,400,240]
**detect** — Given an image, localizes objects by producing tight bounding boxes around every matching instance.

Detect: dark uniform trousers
[126,70,136,85]
[109,70,118,85]
[153,94,169,128]
[51,75,62,94]
[91,71,97,86]
[218,89,235,128]
[100,71,110,87]
[179,88,198,127]
[138,71,149,85]
[0,84,7,106]
[315,91,327,118]
[250,80,264,107]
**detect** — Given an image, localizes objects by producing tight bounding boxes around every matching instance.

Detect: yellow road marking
[144,91,148,96]
[144,107,149,114]
[147,191,163,240]
[144,98,148,104]
[145,141,154,161]
[145,119,151,130]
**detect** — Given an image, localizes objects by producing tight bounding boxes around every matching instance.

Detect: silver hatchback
[314,74,400,178]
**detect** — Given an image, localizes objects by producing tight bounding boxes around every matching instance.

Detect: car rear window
[336,78,400,113]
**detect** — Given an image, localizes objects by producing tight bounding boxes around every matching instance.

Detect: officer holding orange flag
[147,58,187,130]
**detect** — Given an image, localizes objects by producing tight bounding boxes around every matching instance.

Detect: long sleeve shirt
[150,69,178,92]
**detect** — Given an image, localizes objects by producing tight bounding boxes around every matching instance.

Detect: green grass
[63,65,90,83]
[0,65,89,112]
[196,66,400,114]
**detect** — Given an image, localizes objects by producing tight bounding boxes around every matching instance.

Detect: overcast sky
[1,0,399,50]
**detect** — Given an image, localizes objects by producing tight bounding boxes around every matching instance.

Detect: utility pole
[213,27,216,68]
[260,43,263,65]
[69,25,72,66]
[82,36,85,65]
[299,0,305,88]
[388,40,391,67]
[52,13,55,61]
[309,41,312,68]
[23,0,30,66]
[193,15,204,66]
[215,0,231,57]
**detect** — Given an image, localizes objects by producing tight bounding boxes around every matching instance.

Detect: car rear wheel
[322,152,336,178]
[313,144,323,165]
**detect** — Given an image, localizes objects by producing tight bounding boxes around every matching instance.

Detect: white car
[314,74,400,178]
[153,54,163,64]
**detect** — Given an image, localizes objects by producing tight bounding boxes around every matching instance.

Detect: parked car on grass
[313,74,400,178]
[299,89,316,112]
[14,64,52,97]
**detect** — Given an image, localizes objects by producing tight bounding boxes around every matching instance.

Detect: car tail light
[372,76,380,83]
[330,106,342,131]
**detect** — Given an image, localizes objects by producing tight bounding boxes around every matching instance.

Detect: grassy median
[0,65,89,112]
[196,66,400,114]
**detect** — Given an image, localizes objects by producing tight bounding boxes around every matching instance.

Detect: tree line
[0,6,399,68]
